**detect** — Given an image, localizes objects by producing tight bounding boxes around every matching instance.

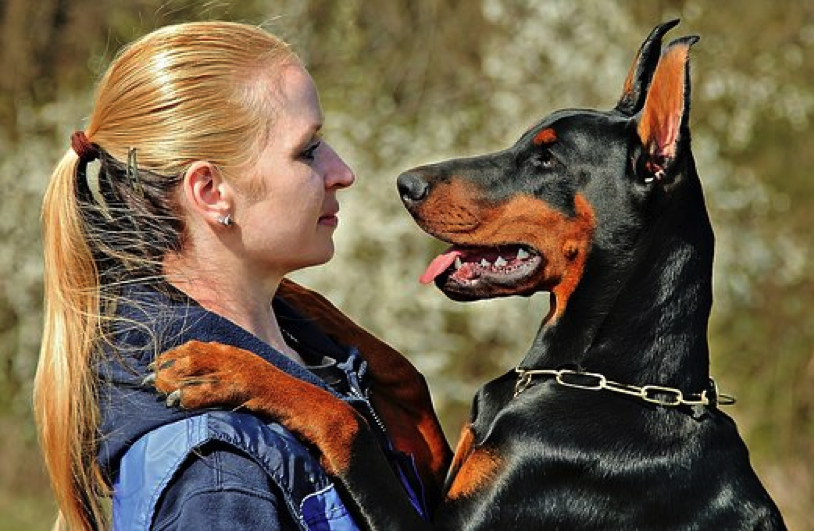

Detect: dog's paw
[143,340,262,410]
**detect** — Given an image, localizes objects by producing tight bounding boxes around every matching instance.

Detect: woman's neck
[163,253,307,366]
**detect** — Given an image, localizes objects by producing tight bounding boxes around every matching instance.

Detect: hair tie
[71,131,100,162]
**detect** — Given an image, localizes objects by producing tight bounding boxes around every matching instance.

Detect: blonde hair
[34,21,298,530]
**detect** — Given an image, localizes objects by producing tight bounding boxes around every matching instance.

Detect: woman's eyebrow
[296,123,323,146]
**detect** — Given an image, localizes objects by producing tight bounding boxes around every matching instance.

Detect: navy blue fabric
[151,440,294,530]
[96,283,426,530]
[97,285,345,478]
[114,412,358,531]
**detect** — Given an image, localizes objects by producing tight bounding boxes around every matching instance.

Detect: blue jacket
[96,283,427,530]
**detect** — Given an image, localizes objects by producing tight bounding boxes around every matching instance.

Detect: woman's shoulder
[116,411,357,530]
[154,439,295,529]
[124,411,332,490]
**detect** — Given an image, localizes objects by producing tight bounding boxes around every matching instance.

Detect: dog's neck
[522,168,714,393]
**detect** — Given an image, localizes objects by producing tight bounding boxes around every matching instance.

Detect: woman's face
[234,63,355,281]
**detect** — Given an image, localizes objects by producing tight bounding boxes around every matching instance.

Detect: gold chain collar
[513,367,736,408]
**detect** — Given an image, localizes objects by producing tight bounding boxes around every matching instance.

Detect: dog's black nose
[397,171,430,203]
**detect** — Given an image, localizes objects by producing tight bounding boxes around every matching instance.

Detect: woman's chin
[303,243,336,269]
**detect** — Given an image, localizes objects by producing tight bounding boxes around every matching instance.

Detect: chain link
[513,367,736,408]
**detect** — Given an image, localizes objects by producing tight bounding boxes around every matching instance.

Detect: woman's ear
[182,161,235,228]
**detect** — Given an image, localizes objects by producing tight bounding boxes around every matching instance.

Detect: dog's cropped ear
[634,36,698,183]
[616,19,680,116]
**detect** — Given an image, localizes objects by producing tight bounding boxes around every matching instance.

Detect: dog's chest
[468,376,525,441]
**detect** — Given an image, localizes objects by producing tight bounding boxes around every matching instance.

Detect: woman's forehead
[273,64,324,128]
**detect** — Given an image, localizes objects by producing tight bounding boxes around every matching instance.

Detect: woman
[34,21,447,530]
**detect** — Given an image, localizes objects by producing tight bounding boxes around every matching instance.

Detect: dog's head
[398,20,699,321]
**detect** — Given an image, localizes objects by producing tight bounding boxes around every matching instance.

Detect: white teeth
[517,248,530,260]
[480,259,491,268]
[494,257,507,267]
[455,257,463,269]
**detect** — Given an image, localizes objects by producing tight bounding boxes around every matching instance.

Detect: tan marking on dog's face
[407,178,482,233]
[411,181,595,322]
[533,127,557,145]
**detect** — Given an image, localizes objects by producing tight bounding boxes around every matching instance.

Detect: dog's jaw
[421,244,543,300]
[408,187,595,320]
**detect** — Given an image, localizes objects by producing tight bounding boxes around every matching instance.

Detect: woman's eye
[300,140,322,162]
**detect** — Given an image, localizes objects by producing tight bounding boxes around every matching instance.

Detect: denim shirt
[96,283,427,530]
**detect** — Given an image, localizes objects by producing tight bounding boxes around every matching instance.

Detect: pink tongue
[420,248,463,285]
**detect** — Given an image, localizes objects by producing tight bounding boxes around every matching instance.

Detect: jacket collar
[96,282,351,479]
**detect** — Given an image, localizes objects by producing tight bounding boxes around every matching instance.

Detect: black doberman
[150,20,786,530]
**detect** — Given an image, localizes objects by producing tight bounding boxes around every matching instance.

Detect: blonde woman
[35,21,448,530]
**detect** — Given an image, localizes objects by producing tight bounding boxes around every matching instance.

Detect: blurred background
[0,0,811,529]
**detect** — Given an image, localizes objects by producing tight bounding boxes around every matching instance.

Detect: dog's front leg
[278,278,453,504]
[147,340,428,530]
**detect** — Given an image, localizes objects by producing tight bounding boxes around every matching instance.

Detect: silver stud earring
[218,214,233,227]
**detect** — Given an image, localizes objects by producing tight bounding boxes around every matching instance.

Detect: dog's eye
[530,151,556,170]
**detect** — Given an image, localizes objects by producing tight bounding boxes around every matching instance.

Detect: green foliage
[0,0,810,529]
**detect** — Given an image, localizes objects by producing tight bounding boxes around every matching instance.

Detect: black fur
[393,19,786,530]
[153,20,787,531]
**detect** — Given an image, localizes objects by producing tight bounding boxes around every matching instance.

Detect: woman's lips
[318,214,339,227]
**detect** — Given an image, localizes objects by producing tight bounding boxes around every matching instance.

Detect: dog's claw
[165,390,182,408]
[141,373,156,388]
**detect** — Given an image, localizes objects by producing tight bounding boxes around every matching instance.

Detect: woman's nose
[325,145,355,189]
